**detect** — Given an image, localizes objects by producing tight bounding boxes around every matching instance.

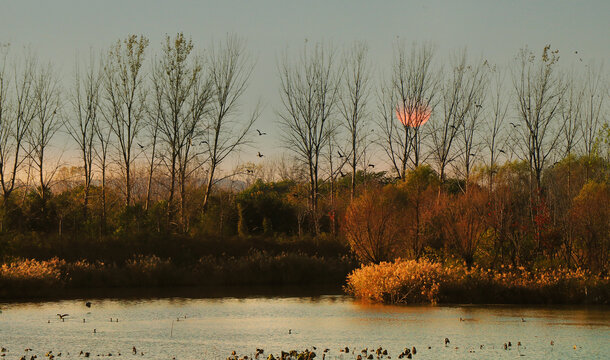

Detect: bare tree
[483,65,509,192]
[560,71,584,160]
[458,58,488,188]
[379,42,438,179]
[0,50,37,210]
[430,50,485,182]
[512,45,567,193]
[278,42,340,226]
[93,116,112,234]
[339,41,371,200]
[67,53,102,219]
[581,62,606,158]
[143,97,160,213]
[152,33,213,228]
[28,62,62,205]
[201,35,258,213]
[103,34,149,206]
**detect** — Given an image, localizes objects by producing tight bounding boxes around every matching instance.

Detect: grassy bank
[346,259,609,305]
[0,252,357,300]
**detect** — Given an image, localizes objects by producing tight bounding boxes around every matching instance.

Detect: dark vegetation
[0,37,608,303]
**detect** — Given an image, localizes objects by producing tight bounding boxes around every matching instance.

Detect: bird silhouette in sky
[257,152,264,158]
[256,129,267,136]
[338,151,345,158]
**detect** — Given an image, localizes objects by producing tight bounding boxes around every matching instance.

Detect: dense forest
[0,34,608,298]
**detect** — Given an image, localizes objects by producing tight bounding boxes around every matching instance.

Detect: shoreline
[0,284,346,303]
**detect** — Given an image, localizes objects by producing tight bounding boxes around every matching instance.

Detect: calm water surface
[0,295,608,359]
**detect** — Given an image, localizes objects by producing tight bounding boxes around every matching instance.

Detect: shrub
[346,258,609,305]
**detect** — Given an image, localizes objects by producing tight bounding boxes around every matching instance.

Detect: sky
[1,0,609,170]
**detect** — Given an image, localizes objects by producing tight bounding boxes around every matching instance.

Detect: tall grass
[345,259,609,305]
[0,252,357,299]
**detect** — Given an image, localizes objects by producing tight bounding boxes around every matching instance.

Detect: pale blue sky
[1,0,608,165]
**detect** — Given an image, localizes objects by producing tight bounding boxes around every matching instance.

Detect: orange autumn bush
[346,258,609,305]
[0,258,64,289]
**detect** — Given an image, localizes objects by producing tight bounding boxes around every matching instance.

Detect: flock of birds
[0,302,584,360]
[249,129,379,176]
[223,337,539,360]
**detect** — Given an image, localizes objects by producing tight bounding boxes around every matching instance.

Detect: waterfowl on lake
[444,338,450,346]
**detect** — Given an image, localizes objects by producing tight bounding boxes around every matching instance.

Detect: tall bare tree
[143,97,160,213]
[152,33,213,228]
[67,53,102,219]
[103,34,149,206]
[278,42,340,224]
[201,35,257,213]
[560,71,584,160]
[339,41,371,200]
[379,42,438,179]
[581,62,606,158]
[431,50,486,182]
[0,50,37,210]
[483,65,509,192]
[512,45,567,193]
[94,115,112,234]
[29,62,62,204]
[458,59,488,187]
[513,45,567,253]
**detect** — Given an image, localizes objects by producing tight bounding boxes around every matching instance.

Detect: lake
[1,293,608,359]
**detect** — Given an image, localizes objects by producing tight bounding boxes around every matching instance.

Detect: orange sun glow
[396,104,431,127]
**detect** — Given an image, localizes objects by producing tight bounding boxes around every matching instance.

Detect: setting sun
[395,103,431,127]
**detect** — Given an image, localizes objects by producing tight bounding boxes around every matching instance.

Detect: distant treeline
[0,35,608,286]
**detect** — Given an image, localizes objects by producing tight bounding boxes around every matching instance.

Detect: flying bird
[368,164,375,168]
[499,149,506,154]
[137,143,144,149]
[256,129,267,136]
[337,151,345,158]
[257,152,264,158]
[57,314,69,321]
[339,171,346,177]
[475,104,482,109]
